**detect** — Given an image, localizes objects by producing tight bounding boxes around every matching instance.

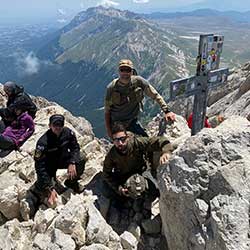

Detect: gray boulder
[0,219,33,250]
[80,244,110,250]
[34,208,58,233]
[158,116,250,250]
[55,194,88,247]
[120,231,138,250]
[207,62,250,120]
[86,202,122,249]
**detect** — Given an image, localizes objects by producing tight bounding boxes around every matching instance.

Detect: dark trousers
[127,119,148,137]
[112,119,148,137]
[0,135,15,150]
[23,158,85,218]
[0,135,16,157]
[29,159,85,203]
[63,159,85,190]
[0,120,6,133]
[35,158,85,193]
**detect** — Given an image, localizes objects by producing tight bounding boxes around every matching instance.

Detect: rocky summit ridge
[0,62,249,250]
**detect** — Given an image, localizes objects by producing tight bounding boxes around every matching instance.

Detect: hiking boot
[64,180,82,193]
[54,179,67,194]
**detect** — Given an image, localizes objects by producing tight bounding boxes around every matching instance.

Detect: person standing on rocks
[0,81,37,131]
[104,59,176,138]
[20,114,86,220]
[102,123,172,203]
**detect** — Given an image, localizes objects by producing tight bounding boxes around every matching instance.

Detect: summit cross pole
[169,34,229,135]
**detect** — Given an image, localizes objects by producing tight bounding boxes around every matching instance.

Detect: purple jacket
[3,112,35,147]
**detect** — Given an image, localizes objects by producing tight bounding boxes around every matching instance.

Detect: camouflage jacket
[104,75,169,123]
[103,132,170,193]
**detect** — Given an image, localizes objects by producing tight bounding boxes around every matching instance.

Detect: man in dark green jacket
[103,122,171,198]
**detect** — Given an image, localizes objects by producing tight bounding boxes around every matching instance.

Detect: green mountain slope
[21,7,195,136]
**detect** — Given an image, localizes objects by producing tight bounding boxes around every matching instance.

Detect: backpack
[110,76,144,110]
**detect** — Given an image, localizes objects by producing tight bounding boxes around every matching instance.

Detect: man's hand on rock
[47,189,58,207]
[165,112,176,122]
[68,164,77,180]
[160,152,170,165]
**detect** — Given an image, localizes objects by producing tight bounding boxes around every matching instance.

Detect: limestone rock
[86,202,121,248]
[0,219,33,250]
[208,195,250,250]
[55,194,88,247]
[34,208,58,233]
[147,114,190,150]
[80,244,110,250]
[207,62,250,120]
[120,231,138,250]
[33,233,51,250]
[0,185,23,219]
[158,116,250,250]
[33,228,76,250]
[51,228,76,250]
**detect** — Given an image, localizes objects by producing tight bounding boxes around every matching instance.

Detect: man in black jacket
[21,114,85,219]
[0,81,37,131]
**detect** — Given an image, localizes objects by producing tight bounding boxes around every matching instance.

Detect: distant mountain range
[144,8,250,23]
[1,7,250,136]
[21,6,194,136]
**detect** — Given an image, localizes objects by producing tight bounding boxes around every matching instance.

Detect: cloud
[57,8,66,15]
[57,8,68,24]
[23,52,40,75]
[13,51,54,77]
[133,0,149,3]
[98,0,120,8]
[57,18,67,23]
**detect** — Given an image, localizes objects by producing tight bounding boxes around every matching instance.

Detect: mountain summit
[21,6,193,136]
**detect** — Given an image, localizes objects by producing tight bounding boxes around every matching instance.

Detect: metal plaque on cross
[169,34,229,135]
[196,34,224,75]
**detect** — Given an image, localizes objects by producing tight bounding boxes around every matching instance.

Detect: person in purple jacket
[0,102,35,156]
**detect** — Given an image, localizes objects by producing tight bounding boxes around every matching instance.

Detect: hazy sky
[1,0,250,23]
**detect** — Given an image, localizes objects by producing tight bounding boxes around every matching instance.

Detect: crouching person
[0,103,35,157]
[101,123,171,216]
[20,114,85,220]
[0,81,37,132]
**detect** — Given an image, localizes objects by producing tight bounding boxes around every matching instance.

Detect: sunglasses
[52,122,64,127]
[113,136,127,143]
[120,68,132,73]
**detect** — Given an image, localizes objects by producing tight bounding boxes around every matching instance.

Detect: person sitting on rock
[187,112,211,129]
[20,114,86,220]
[208,114,225,128]
[0,102,35,157]
[102,122,172,206]
[0,81,37,132]
[34,114,85,198]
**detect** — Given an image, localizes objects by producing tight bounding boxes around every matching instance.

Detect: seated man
[0,81,37,131]
[102,123,171,204]
[20,114,85,220]
[0,103,35,157]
